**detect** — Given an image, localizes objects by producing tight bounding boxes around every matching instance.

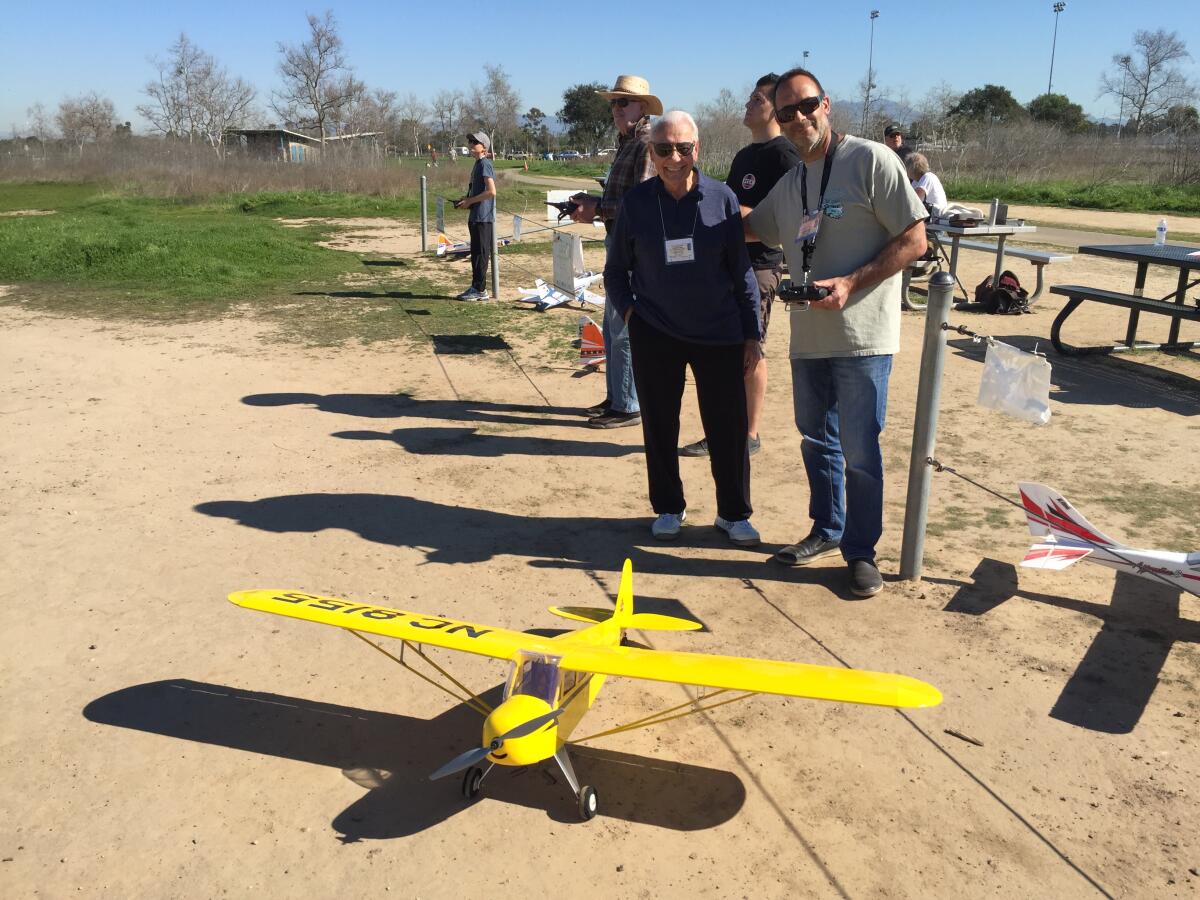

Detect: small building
[224,127,380,162]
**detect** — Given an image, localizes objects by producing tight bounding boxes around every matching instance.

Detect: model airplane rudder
[1017,482,1122,548]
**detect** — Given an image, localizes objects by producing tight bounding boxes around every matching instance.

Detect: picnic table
[925,221,1039,299]
[1048,243,1200,355]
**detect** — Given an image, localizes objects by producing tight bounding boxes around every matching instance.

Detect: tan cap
[466,131,491,150]
[595,75,663,116]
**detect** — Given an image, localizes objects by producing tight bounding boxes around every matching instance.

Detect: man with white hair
[569,75,661,429]
[604,111,763,546]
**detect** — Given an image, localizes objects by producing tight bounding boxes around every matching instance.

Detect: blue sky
[2,1,1197,134]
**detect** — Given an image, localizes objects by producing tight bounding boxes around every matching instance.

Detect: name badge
[794,210,821,243]
[664,237,695,265]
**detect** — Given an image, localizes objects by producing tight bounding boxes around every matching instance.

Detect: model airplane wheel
[463,766,484,800]
[578,785,598,821]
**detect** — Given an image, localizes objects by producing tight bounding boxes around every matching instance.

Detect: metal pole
[863,11,879,134]
[1047,2,1066,95]
[490,221,500,299]
[420,175,428,252]
[900,271,955,580]
[1117,56,1130,139]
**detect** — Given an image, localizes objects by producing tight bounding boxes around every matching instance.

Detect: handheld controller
[778,279,828,310]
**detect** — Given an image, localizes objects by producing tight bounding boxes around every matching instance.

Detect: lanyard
[799,132,840,273]
[656,192,700,242]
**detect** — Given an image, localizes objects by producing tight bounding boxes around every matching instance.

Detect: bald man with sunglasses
[744,66,927,598]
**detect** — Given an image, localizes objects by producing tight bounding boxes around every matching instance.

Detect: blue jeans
[602,232,639,414]
[790,355,893,561]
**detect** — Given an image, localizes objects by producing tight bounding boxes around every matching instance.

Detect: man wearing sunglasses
[604,111,763,547]
[744,67,928,598]
[568,75,661,429]
[680,72,801,462]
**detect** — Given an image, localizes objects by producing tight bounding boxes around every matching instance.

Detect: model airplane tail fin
[435,232,452,256]
[614,558,634,624]
[578,315,605,367]
[1020,543,1093,570]
[546,606,702,631]
[1016,482,1123,548]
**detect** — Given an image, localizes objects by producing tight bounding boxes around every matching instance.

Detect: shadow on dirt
[931,558,1198,733]
[947,336,1200,416]
[83,680,745,838]
[243,392,587,428]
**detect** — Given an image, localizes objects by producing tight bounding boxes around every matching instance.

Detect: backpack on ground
[973,270,1031,315]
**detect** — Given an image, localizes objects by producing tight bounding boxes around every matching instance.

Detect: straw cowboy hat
[595,75,663,116]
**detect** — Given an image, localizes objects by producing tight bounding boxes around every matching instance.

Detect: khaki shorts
[754,266,782,347]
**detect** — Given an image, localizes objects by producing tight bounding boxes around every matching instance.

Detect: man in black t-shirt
[680,73,801,459]
[883,124,913,162]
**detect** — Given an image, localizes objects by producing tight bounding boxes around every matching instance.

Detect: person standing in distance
[745,68,927,598]
[569,75,660,429]
[680,73,800,460]
[453,132,496,301]
[883,123,913,162]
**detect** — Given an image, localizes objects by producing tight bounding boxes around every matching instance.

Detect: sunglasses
[651,142,695,158]
[775,95,823,123]
[610,98,633,109]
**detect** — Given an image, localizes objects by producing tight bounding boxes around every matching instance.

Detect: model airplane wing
[556,643,941,709]
[229,590,553,661]
[1020,543,1093,570]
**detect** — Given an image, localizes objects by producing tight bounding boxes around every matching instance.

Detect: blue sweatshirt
[604,172,761,345]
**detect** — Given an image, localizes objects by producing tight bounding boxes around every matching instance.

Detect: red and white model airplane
[1018,482,1200,597]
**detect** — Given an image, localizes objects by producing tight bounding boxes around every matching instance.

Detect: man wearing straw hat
[570,75,662,429]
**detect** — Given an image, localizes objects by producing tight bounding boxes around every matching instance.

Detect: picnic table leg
[991,234,1007,288]
[1029,262,1046,301]
[1125,262,1149,349]
[1051,298,1083,354]
[947,237,962,300]
[1167,267,1190,346]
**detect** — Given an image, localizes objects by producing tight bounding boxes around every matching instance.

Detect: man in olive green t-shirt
[745,66,927,599]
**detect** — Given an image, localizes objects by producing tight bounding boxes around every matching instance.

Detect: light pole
[1047,2,1066,95]
[862,10,879,134]
[1117,54,1131,138]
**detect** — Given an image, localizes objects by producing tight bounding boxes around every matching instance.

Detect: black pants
[469,220,493,292]
[628,314,751,521]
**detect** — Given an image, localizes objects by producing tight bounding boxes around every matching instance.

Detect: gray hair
[906,152,930,178]
[651,110,699,141]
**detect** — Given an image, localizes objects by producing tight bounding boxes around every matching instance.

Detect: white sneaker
[715,516,760,547]
[651,511,686,540]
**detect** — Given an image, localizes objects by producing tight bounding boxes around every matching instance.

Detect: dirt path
[2,216,1199,897]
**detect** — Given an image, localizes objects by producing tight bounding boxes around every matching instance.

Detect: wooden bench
[1047,284,1200,355]
[951,240,1072,301]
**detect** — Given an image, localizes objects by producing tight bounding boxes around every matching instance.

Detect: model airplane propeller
[230,560,941,821]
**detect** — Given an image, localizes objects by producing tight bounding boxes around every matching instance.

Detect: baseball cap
[466,131,491,150]
[884,124,903,137]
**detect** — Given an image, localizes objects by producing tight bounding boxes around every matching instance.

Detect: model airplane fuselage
[1018,483,1200,597]
[230,560,941,820]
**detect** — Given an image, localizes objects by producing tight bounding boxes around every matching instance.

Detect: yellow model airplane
[230,560,941,821]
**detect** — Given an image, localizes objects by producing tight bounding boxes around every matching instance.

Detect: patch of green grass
[945,179,1200,215]
[1090,480,1200,546]
[0,181,108,212]
[494,159,609,178]
[0,191,358,315]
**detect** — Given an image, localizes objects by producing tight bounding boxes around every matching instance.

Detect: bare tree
[273,10,365,142]
[396,92,428,155]
[1100,29,1197,135]
[138,34,257,153]
[463,64,520,151]
[26,102,55,143]
[695,87,745,172]
[431,89,464,143]
[344,89,399,145]
[56,93,116,156]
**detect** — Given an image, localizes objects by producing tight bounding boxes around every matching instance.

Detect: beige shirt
[746,135,927,358]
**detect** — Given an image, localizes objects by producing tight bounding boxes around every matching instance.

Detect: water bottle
[1155,218,1168,246]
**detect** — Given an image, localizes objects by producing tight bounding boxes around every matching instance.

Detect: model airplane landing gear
[553,747,598,821]
[462,763,492,800]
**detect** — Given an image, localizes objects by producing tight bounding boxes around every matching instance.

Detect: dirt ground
[2,200,1198,899]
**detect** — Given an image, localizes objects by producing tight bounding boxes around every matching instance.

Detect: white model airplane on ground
[435,232,514,258]
[516,274,605,311]
[1018,482,1200,597]
[578,315,604,368]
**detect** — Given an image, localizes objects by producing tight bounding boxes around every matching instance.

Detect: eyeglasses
[609,98,632,109]
[775,95,823,123]
[651,142,695,158]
